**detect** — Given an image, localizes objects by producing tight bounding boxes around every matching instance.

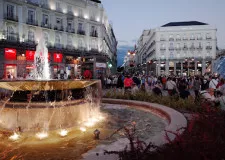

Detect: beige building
[135,21,217,76]
[0,0,117,79]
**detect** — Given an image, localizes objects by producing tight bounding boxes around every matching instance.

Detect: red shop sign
[53,53,63,63]
[26,50,35,61]
[5,48,16,60]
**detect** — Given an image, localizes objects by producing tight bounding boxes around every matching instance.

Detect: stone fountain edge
[82,98,187,160]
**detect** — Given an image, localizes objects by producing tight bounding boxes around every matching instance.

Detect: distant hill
[117,45,134,67]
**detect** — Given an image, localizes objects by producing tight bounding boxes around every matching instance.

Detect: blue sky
[101,0,225,66]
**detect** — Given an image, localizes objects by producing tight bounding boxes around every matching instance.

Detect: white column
[211,59,215,73]
[157,60,161,76]
[166,60,169,75]
[18,6,23,41]
[174,61,176,75]
[202,59,206,75]
[195,61,198,75]
[188,61,190,76]
[181,61,183,76]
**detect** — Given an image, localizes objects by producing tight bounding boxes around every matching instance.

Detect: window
[67,36,72,46]
[207,42,210,47]
[92,40,97,49]
[7,26,15,40]
[197,33,202,40]
[42,14,48,25]
[55,34,60,44]
[7,4,14,18]
[67,5,72,13]
[176,34,181,40]
[56,1,61,10]
[190,34,195,40]
[183,34,187,40]
[206,33,211,39]
[177,43,180,49]
[28,10,35,22]
[78,39,83,48]
[67,21,72,30]
[78,8,83,17]
[43,32,48,45]
[28,30,34,42]
[56,18,62,25]
[160,35,165,41]
[78,23,83,31]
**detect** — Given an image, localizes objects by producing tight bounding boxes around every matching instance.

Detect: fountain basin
[0,80,102,132]
[83,99,187,160]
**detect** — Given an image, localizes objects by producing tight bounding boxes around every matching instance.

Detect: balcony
[66,27,75,33]
[206,46,212,50]
[176,47,182,51]
[183,38,188,41]
[54,25,64,32]
[169,47,174,51]
[41,22,51,29]
[77,30,85,35]
[26,0,39,6]
[160,48,166,51]
[183,47,188,50]
[196,46,203,50]
[40,3,50,9]
[56,7,63,13]
[160,38,165,41]
[206,37,212,40]
[2,31,19,42]
[197,37,203,40]
[90,31,98,37]
[189,46,195,50]
[176,38,181,41]
[54,43,63,49]
[190,37,195,40]
[26,19,38,26]
[4,14,18,22]
[66,45,75,50]
[169,38,174,41]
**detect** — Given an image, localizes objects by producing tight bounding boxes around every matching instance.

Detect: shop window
[26,50,35,61]
[5,48,16,60]
[53,53,63,63]
[5,64,17,79]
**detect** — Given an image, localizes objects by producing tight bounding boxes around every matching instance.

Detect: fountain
[0,36,186,160]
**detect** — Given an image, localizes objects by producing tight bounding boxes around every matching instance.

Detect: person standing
[166,77,177,96]
[124,75,133,94]
[193,76,201,101]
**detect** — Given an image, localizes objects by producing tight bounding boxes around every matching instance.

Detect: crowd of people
[101,74,225,109]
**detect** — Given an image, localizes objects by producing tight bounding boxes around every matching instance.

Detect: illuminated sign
[5,48,16,60]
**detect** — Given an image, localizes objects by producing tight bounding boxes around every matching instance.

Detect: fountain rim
[0,79,100,91]
[83,99,187,159]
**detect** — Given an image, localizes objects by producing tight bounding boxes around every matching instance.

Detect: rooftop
[161,21,208,27]
[90,0,101,3]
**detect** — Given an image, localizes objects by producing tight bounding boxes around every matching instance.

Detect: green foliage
[104,90,202,112]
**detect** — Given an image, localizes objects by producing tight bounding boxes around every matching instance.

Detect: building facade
[135,21,217,76]
[0,0,117,79]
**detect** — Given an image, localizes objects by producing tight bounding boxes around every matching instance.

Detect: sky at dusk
[101,0,225,65]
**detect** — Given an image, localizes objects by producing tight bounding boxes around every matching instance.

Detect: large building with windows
[135,21,217,76]
[0,0,117,79]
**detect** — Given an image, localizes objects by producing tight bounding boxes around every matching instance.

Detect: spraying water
[34,36,50,80]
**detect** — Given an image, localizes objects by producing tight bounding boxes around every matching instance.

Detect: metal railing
[90,32,98,37]
[26,19,38,26]
[4,14,18,22]
[41,22,51,29]
[66,27,75,33]
[54,25,64,31]
[77,30,85,35]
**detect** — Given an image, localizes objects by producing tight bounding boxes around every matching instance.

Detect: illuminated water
[0,104,166,160]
